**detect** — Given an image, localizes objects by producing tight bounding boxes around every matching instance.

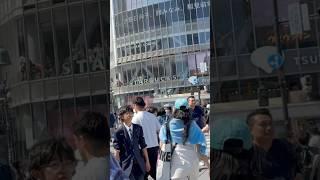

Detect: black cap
[133,97,146,107]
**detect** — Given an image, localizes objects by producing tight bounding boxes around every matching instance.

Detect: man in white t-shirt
[132,97,161,180]
[72,112,109,180]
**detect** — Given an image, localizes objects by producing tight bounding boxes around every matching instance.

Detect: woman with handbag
[158,98,209,180]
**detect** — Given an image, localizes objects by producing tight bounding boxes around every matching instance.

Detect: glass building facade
[0,0,110,162]
[211,0,320,135]
[111,0,211,108]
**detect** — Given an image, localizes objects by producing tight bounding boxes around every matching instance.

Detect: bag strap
[165,121,177,180]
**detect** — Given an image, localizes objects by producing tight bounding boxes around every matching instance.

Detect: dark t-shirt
[190,106,205,129]
[254,139,296,180]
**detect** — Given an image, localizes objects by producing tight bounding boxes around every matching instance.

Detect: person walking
[132,97,161,180]
[159,98,209,179]
[72,112,109,180]
[113,105,151,180]
[163,104,173,119]
[157,107,170,126]
[187,96,205,129]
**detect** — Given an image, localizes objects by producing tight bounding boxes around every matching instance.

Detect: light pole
[273,0,291,132]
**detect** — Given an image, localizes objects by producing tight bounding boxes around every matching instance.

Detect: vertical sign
[301,3,311,31]
[288,3,303,35]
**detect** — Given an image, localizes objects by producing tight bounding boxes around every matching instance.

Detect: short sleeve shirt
[132,111,161,148]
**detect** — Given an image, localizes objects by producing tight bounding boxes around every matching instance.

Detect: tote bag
[156,122,175,180]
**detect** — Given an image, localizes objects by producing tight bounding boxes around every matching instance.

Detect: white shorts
[171,144,199,180]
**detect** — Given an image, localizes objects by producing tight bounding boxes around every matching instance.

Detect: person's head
[164,104,172,115]
[157,107,166,117]
[187,96,196,108]
[173,98,191,124]
[246,108,274,143]
[211,118,254,180]
[118,105,134,125]
[29,137,76,180]
[298,131,310,146]
[146,106,158,116]
[72,112,109,160]
[132,97,146,112]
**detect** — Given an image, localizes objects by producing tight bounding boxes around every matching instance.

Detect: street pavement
[111,132,210,180]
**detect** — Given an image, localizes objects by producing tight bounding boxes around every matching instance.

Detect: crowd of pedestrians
[0,95,209,180]
[111,96,210,180]
[1,96,319,180]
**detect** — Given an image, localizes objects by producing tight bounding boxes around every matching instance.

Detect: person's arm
[113,130,122,161]
[189,121,208,156]
[136,124,151,172]
[201,124,209,133]
[142,148,151,172]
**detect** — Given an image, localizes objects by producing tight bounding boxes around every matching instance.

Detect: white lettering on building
[294,55,320,65]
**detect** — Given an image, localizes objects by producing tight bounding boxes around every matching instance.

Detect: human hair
[173,108,192,144]
[211,148,256,180]
[28,137,75,172]
[157,107,166,116]
[118,105,133,122]
[146,106,158,114]
[133,96,146,108]
[187,96,195,101]
[246,108,273,128]
[72,111,109,148]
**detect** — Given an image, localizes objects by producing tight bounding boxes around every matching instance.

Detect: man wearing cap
[132,97,161,180]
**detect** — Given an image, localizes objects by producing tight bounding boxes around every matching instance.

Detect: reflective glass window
[180,35,187,47]
[196,0,204,18]
[193,33,199,44]
[141,42,146,53]
[162,37,169,49]
[187,34,193,45]
[136,43,141,54]
[157,39,162,50]
[177,0,184,22]
[148,5,155,29]
[38,11,57,77]
[133,10,139,33]
[154,4,160,29]
[199,32,206,44]
[143,7,150,31]
[165,1,172,26]
[159,2,166,27]
[184,0,191,23]
[137,8,144,32]
[168,37,174,48]
[171,0,178,22]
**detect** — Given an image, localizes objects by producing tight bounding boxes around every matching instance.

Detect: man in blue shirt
[187,96,205,129]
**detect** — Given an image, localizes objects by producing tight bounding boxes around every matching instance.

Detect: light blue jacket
[159,118,207,156]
